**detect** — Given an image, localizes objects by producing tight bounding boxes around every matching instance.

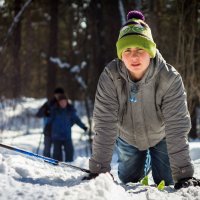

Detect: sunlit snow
[0,98,199,200]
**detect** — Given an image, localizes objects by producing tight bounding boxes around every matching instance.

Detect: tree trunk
[12,0,22,98]
[175,0,199,138]
[46,0,59,99]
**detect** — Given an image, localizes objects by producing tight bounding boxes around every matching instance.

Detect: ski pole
[36,132,43,154]
[0,143,90,173]
[59,162,90,173]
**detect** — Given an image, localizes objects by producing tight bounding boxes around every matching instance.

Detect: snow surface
[0,98,200,200]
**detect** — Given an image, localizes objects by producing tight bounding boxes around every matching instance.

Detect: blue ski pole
[0,143,90,173]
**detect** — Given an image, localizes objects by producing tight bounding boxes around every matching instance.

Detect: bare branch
[0,0,33,53]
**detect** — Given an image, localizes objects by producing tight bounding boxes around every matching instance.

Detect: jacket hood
[117,49,167,84]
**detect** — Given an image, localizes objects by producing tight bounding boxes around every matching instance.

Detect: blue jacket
[36,98,58,136]
[50,104,86,141]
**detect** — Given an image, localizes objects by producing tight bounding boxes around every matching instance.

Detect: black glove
[174,177,200,190]
[82,173,99,180]
[83,126,88,132]
[82,172,114,181]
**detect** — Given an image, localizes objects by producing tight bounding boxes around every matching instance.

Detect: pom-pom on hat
[116,10,156,59]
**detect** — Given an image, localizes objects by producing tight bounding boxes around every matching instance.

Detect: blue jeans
[116,137,173,185]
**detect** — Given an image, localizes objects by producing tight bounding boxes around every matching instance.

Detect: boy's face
[122,47,150,80]
[58,99,67,108]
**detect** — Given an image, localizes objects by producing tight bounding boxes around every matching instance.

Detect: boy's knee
[118,171,142,184]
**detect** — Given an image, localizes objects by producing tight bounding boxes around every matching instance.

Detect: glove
[83,126,88,132]
[174,177,200,190]
[82,173,99,180]
[82,172,114,181]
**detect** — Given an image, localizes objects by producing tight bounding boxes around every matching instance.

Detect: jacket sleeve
[72,109,87,130]
[161,74,194,182]
[35,102,49,118]
[89,68,119,173]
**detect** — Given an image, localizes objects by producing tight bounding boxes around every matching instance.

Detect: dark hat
[57,94,67,101]
[54,87,64,94]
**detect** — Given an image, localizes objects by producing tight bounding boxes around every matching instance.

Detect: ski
[0,143,90,173]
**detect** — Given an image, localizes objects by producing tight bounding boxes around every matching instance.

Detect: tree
[175,0,200,138]
[46,0,59,99]
[11,0,22,97]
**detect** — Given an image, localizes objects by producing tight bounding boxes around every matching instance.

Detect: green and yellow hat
[116,10,156,59]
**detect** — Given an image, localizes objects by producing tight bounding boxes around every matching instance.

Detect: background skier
[36,87,65,157]
[50,94,88,162]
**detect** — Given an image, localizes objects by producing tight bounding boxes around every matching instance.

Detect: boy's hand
[82,172,114,181]
[82,173,99,180]
[83,127,88,132]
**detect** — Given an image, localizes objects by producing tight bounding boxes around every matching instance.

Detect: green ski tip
[140,175,149,186]
[157,180,165,190]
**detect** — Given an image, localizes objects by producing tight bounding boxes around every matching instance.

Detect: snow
[49,57,88,90]
[0,98,200,200]
[50,57,70,69]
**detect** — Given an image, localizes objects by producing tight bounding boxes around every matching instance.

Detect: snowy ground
[0,98,200,200]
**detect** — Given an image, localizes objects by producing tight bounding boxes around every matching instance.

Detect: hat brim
[116,35,156,59]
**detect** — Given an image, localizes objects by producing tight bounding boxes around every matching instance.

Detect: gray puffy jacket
[89,51,194,182]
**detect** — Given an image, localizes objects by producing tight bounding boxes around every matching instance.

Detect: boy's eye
[124,49,131,53]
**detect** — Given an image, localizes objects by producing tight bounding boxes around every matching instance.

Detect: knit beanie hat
[116,10,156,59]
[57,94,67,101]
[54,87,64,94]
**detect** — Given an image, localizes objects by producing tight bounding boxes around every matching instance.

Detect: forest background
[0,0,200,138]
